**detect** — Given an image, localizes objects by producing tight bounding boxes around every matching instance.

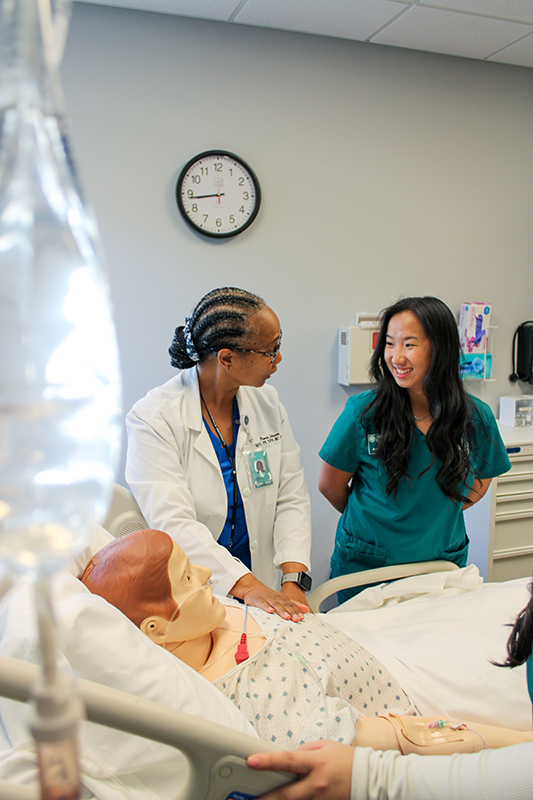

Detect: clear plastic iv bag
[0,0,122,576]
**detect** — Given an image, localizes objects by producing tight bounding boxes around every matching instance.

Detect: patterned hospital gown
[214,607,417,748]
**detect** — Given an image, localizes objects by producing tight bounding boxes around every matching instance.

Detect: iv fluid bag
[0,0,122,575]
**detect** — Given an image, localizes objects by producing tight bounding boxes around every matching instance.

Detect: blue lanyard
[200,392,239,548]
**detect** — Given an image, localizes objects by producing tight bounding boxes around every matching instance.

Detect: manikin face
[141,542,226,646]
[384,311,432,397]
[232,306,283,388]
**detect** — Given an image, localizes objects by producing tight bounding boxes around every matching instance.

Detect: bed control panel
[209,755,295,800]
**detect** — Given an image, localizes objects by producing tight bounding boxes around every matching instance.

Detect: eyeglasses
[233,331,282,365]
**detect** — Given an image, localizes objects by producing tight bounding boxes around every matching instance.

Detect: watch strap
[281,572,312,592]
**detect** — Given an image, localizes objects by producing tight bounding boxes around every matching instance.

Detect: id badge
[367,433,381,455]
[247,449,273,488]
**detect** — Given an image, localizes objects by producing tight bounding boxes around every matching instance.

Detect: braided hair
[364,296,475,503]
[169,287,265,370]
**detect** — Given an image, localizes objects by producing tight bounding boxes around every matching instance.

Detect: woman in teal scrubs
[319,296,511,601]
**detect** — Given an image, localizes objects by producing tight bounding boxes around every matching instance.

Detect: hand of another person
[247,739,354,800]
[281,580,310,612]
[231,574,308,621]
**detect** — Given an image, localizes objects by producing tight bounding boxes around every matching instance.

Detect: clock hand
[189,193,226,199]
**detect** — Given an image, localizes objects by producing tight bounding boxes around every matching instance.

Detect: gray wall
[62,4,533,585]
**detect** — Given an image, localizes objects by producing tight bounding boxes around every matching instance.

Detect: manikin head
[80,529,226,648]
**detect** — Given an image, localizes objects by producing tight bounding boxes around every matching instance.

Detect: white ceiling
[78,0,533,68]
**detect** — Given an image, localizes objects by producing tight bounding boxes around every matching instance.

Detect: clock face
[176,151,261,238]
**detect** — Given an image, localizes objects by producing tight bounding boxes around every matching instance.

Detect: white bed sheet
[0,528,530,799]
[323,565,531,730]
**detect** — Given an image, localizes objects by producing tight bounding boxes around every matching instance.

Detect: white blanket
[323,566,531,730]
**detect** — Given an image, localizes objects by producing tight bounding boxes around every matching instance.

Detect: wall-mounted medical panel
[338,314,380,386]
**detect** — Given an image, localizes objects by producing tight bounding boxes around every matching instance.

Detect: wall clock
[176,150,261,238]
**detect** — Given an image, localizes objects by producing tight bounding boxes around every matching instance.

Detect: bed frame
[0,654,294,800]
[306,560,459,612]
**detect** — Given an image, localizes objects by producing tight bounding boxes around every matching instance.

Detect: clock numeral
[214,163,223,172]
[192,204,198,213]
[239,206,245,213]
[187,189,193,198]
[243,192,249,200]
[238,177,244,186]
[229,215,235,224]
[200,167,209,175]
[216,218,222,228]
[203,215,209,223]
[191,175,201,184]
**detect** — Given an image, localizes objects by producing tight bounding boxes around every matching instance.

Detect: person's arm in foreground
[248,740,533,800]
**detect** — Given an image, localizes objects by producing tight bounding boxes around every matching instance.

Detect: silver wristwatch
[281,572,312,592]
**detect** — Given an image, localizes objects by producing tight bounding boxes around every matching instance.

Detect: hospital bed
[0,496,530,800]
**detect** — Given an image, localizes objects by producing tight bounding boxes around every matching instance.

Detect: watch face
[299,573,312,592]
[176,151,261,238]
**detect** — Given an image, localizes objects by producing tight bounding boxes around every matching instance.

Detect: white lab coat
[125,368,312,596]
[351,742,533,800]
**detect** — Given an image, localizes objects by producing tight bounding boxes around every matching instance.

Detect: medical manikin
[80,529,530,754]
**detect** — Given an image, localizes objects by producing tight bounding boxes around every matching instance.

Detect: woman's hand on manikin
[231,574,309,621]
[280,580,309,612]
[247,739,354,800]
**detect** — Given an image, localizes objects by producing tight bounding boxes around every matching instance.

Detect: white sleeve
[270,401,312,570]
[351,743,533,800]
[125,407,249,596]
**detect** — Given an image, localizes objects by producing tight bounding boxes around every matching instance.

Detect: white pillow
[0,530,258,800]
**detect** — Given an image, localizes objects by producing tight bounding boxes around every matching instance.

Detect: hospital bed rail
[306,559,460,612]
[0,654,295,800]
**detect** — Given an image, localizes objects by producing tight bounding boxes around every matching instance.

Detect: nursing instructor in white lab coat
[125,287,312,620]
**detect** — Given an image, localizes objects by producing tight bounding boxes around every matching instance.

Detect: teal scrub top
[319,391,511,593]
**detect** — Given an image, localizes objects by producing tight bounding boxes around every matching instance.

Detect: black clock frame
[175,150,261,239]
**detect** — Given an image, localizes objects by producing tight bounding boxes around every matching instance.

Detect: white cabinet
[465,424,533,581]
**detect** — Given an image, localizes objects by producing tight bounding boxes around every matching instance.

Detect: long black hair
[169,287,264,370]
[365,296,474,503]
[499,582,533,671]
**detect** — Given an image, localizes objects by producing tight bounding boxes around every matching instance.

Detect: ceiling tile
[234,0,410,42]
[488,31,533,66]
[80,0,241,19]
[419,0,533,25]
[372,5,533,59]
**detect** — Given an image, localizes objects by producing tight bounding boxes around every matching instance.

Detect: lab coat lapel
[180,368,220,470]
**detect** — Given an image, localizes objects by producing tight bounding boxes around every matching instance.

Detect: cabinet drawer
[493,516,533,551]
[496,472,533,498]
[506,457,533,476]
[495,495,533,516]
[491,551,533,582]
